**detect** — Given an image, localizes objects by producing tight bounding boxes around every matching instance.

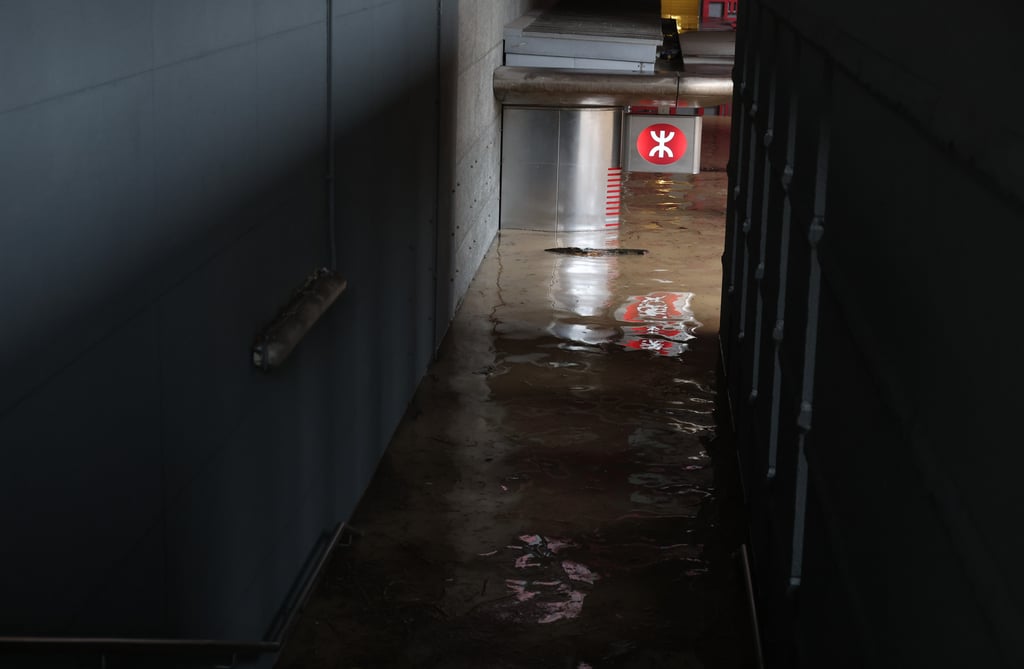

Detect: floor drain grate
[544,247,648,256]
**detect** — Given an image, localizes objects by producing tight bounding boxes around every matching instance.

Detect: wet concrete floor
[276,117,754,669]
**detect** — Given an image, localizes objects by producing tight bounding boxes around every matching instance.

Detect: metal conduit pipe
[493,66,734,109]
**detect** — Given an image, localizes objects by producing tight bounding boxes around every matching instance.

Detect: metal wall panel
[501,106,622,232]
[0,0,440,655]
[0,0,557,660]
[720,1,1024,667]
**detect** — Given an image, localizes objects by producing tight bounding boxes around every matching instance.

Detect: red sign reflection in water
[614,292,702,357]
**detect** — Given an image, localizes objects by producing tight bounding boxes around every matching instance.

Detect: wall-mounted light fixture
[252,268,347,371]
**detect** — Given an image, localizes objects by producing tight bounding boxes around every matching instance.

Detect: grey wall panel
[151,46,261,253]
[255,24,328,195]
[327,0,443,479]
[158,200,322,496]
[69,528,167,637]
[153,0,257,68]
[164,355,332,639]
[0,0,333,644]
[0,0,541,656]
[0,20,324,414]
[333,0,407,15]
[0,75,155,404]
[254,0,325,36]
[231,483,330,637]
[0,309,163,635]
[0,1,153,113]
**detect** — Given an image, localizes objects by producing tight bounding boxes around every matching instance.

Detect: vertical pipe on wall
[789,56,833,592]
[737,44,760,349]
[767,34,801,481]
[725,0,762,505]
[723,0,752,323]
[326,0,337,270]
[748,16,778,408]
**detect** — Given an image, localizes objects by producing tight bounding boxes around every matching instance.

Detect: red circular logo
[636,123,687,165]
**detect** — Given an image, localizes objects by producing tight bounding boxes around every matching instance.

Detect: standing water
[276,117,754,669]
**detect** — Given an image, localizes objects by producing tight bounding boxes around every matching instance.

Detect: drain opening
[544,247,648,257]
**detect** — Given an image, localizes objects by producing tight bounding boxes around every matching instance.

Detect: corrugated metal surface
[721,1,1024,667]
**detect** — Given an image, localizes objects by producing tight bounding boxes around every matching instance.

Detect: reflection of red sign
[616,292,693,323]
[625,323,692,342]
[622,337,687,357]
[614,292,701,357]
[636,123,687,166]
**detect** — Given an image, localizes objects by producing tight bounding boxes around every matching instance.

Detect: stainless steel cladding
[500,106,623,232]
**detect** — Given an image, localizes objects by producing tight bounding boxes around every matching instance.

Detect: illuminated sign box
[624,114,702,174]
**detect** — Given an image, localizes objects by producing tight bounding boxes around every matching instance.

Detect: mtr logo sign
[625,115,701,174]
[636,123,688,166]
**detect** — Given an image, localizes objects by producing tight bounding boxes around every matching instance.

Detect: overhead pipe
[492,65,733,109]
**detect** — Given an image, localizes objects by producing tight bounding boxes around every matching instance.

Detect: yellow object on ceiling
[661,0,700,32]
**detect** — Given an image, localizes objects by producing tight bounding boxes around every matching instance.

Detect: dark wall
[0,0,443,650]
[721,1,1023,667]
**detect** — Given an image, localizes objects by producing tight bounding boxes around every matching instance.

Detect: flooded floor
[276,117,755,669]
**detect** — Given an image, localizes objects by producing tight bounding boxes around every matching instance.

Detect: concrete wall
[435,0,549,332]
[721,1,1023,667]
[0,0,540,660]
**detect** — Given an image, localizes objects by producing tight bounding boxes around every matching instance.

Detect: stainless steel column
[500,106,622,232]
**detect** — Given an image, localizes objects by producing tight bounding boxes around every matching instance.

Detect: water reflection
[548,231,620,312]
[482,533,599,625]
[614,291,703,356]
[547,229,621,346]
[545,231,704,358]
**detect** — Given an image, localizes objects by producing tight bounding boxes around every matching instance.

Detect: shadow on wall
[0,1,459,658]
